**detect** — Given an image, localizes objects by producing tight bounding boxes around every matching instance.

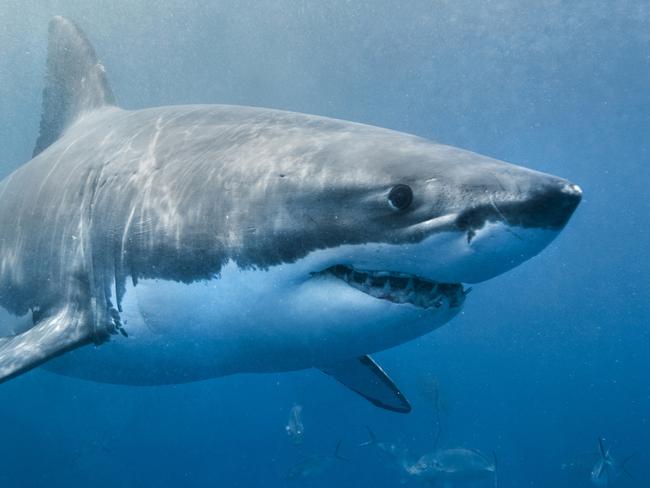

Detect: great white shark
[0,17,581,412]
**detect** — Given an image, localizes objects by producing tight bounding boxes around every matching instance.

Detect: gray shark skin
[0,17,581,412]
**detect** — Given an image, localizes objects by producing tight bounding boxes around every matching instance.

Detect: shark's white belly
[44,224,554,385]
[46,260,458,384]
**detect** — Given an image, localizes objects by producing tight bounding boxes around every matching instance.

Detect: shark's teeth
[321,265,466,309]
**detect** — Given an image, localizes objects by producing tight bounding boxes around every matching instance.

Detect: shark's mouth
[321,265,467,309]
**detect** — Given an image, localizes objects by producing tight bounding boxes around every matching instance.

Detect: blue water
[0,1,648,487]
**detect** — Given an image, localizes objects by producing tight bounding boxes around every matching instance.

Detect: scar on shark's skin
[0,16,581,412]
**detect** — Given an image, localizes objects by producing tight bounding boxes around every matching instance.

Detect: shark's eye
[388,184,413,211]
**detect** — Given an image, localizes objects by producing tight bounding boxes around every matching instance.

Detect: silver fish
[405,447,498,487]
[590,437,633,487]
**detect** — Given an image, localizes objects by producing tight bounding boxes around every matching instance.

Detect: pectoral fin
[320,355,411,413]
[0,308,93,382]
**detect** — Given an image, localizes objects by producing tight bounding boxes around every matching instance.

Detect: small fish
[590,437,634,487]
[359,426,408,461]
[285,441,346,480]
[404,447,498,488]
[284,404,304,445]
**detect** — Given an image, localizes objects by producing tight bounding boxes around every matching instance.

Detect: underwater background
[0,1,648,486]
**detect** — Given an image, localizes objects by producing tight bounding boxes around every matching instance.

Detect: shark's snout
[514,178,582,229]
[455,177,582,235]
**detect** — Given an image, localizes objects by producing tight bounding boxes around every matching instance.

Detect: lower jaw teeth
[322,266,465,309]
[365,286,446,308]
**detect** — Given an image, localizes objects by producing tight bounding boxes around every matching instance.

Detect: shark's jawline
[318,265,466,309]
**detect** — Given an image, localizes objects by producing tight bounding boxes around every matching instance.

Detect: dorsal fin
[33,16,115,157]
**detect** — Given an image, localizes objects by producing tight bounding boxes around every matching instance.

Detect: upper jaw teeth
[320,265,466,309]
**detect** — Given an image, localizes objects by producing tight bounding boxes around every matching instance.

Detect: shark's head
[257,123,582,285]
[138,110,581,367]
